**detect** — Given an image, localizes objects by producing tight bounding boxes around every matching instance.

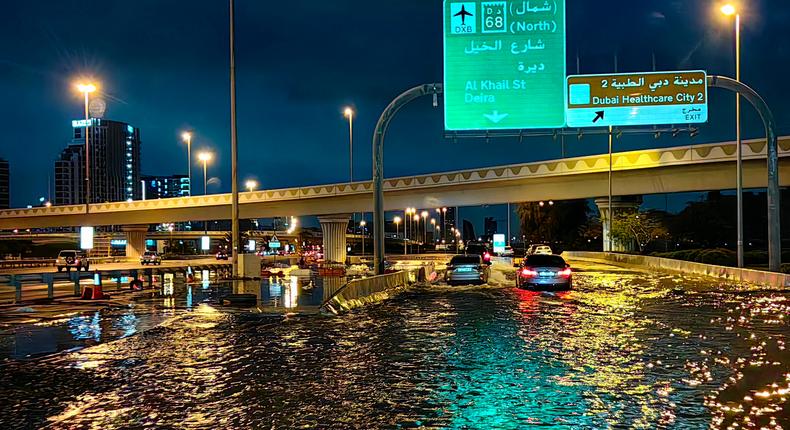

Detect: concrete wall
[563,251,790,289]
[321,265,433,314]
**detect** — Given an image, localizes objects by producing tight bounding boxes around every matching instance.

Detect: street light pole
[76,83,96,207]
[203,158,208,235]
[345,107,354,185]
[345,107,355,228]
[229,0,240,278]
[83,90,90,206]
[394,216,402,255]
[182,132,192,196]
[199,152,212,235]
[426,217,430,245]
[735,12,743,268]
[360,219,366,255]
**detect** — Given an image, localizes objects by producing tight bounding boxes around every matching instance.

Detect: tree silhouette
[516,200,590,250]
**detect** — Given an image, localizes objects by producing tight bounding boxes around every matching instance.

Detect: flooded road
[0,260,788,429]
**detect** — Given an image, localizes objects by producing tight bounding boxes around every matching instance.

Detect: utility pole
[229,0,240,278]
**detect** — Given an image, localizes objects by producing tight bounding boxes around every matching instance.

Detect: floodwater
[0,261,787,429]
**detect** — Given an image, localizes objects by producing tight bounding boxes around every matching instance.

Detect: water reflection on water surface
[0,265,787,429]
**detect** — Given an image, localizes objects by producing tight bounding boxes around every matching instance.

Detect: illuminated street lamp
[360,219,367,255]
[441,207,447,243]
[245,179,258,192]
[720,3,744,267]
[344,107,354,185]
[405,208,415,253]
[198,152,213,195]
[198,151,212,235]
[420,211,429,243]
[392,216,406,255]
[181,132,193,195]
[75,82,97,206]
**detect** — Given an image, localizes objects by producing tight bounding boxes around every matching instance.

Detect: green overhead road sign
[443,0,566,131]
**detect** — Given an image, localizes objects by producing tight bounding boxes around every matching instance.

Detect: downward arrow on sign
[483,111,509,123]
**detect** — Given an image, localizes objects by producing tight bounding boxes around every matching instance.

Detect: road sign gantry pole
[706,75,781,272]
[372,84,443,275]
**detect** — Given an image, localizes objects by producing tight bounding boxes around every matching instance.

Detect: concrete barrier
[321,268,426,314]
[563,251,790,289]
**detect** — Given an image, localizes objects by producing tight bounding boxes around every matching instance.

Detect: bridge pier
[318,214,351,264]
[122,225,149,260]
[594,196,643,252]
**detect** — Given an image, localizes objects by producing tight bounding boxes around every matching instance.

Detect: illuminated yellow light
[198,152,212,162]
[76,83,97,93]
[721,4,736,15]
[181,132,192,142]
[393,216,402,224]
[343,107,354,118]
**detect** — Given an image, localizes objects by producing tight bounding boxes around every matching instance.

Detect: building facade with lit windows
[0,158,9,209]
[141,174,190,199]
[54,118,142,205]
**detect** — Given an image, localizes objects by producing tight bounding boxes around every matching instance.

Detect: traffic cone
[91,284,105,300]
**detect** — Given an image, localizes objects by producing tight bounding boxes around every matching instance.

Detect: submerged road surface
[0,260,788,428]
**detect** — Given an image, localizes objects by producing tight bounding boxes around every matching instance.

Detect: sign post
[566,71,708,127]
[443,0,566,130]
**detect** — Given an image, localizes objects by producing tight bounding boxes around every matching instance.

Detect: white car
[528,244,553,255]
[56,250,90,272]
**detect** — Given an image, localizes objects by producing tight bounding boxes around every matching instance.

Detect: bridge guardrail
[0,259,55,270]
[0,262,233,304]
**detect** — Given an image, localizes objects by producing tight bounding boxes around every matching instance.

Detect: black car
[216,251,229,260]
[464,243,492,265]
[516,254,572,290]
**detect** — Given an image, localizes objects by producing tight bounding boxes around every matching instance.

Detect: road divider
[321,265,434,314]
[563,251,790,289]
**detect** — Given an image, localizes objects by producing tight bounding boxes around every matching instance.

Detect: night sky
[1,0,788,231]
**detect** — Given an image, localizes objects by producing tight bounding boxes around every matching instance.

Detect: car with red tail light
[445,255,490,285]
[516,254,572,290]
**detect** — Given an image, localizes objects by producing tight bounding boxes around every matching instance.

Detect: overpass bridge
[1,137,787,261]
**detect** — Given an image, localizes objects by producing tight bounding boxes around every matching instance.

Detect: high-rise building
[484,217,498,238]
[141,174,190,199]
[54,144,84,206]
[54,118,142,205]
[0,158,9,209]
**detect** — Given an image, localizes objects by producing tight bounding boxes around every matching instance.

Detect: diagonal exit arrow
[593,110,605,123]
[483,111,509,123]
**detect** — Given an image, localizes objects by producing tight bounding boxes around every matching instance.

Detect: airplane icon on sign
[454,5,473,25]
